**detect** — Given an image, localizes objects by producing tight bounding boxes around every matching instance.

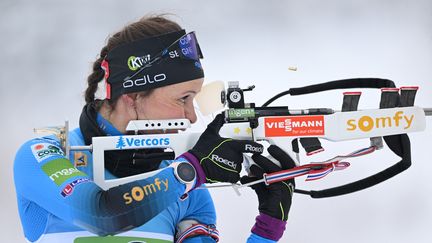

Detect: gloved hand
[181,114,264,185]
[240,145,296,241]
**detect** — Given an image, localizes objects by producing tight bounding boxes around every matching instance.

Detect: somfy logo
[346,111,414,132]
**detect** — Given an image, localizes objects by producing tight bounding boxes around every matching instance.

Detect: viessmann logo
[264,116,325,137]
[346,110,414,132]
[116,136,170,149]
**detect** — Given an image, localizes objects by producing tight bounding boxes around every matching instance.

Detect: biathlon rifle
[35,78,431,198]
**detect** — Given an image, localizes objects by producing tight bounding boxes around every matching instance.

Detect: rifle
[35,78,431,198]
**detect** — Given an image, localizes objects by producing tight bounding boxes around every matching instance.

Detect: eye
[179,95,190,104]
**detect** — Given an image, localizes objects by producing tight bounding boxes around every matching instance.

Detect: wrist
[178,152,206,189]
[251,213,286,241]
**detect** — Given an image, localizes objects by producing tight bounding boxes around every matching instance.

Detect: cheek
[135,97,185,119]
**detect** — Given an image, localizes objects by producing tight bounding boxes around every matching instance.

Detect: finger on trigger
[249,164,265,178]
[252,153,281,173]
[268,145,296,170]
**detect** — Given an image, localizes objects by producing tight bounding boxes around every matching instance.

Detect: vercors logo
[264,116,325,137]
[116,136,126,149]
[116,136,170,149]
[346,111,414,132]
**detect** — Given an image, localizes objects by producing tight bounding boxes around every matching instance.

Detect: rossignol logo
[123,178,169,205]
[31,143,65,163]
[123,73,167,89]
[264,116,325,137]
[346,111,414,132]
[116,136,170,149]
[211,154,237,170]
[127,55,151,71]
[42,159,86,186]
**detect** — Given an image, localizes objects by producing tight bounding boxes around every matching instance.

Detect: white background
[1,0,431,242]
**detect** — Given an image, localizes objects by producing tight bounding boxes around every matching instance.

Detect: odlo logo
[128,55,151,71]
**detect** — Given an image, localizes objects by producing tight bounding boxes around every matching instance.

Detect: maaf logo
[346,111,414,132]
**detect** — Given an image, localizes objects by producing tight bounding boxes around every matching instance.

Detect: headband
[94,29,204,100]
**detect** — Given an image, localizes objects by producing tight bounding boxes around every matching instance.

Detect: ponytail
[84,47,108,104]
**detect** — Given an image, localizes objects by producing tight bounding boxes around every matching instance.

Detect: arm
[14,138,193,236]
[175,188,218,243]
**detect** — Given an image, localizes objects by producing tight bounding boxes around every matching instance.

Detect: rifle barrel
[424,108,432,116]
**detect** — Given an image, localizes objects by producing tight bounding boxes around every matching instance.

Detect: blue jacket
[14,126,276,242]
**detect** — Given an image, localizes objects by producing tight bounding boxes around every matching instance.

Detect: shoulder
[15,135,64,165]
[15,128,84,164]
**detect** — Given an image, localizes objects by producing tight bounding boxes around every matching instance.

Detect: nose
[185,102,197,124]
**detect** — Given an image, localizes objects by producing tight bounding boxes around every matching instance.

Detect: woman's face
[134,78,204,123]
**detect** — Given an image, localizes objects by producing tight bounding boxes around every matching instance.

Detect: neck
[99,101,135,134]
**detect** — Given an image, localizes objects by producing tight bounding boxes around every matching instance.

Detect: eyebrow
[181,90,198,96]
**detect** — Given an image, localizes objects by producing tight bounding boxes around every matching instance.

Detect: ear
[120,94,137,108]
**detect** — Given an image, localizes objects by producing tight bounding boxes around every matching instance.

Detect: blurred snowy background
[1,0,431,242]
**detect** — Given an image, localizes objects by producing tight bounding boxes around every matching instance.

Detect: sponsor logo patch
[123,178,169,205]
[346,110,414,132]
[42,159,86,186]
[264,116,325,137]
[211,154,237,170]
[115,136,170,150]
[61,178,90,197]
[74,152,88,167]
[31,143,65,163]
[127,54,151,71]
